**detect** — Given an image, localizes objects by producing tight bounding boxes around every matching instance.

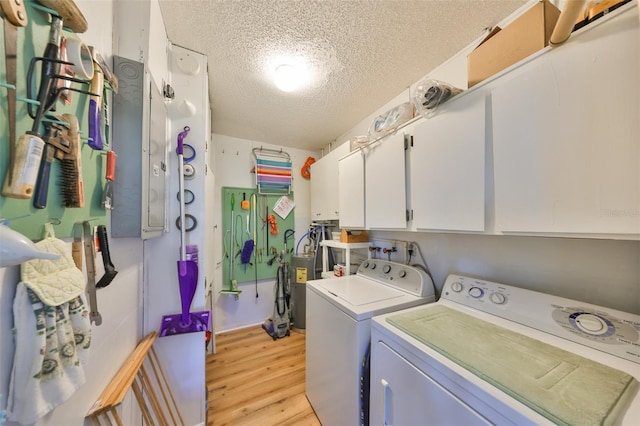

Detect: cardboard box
[468,0,560,87]
[339,229,369,243]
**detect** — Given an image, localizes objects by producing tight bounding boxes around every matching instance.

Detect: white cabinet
[320,240,370,279]
[365,132,409,229]
[410,91,486,232]
[491,8,639,237]
[338,150,365,228]
[337,131,410,230]
[311,143,350,220]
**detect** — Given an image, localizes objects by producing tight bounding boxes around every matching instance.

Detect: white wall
[1,1,145,425]
[211,134,318,332]
[370,231,640,315]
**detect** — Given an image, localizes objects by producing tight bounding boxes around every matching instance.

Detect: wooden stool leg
[132,379,154,425]
[108,407,123,426]
[150,347,185,425]
[84,332,186,426]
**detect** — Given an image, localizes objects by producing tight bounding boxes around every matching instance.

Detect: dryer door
[370,341,491,426]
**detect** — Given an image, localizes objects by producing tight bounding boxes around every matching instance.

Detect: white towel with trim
[7,234,91,424]
[7,284,91,424]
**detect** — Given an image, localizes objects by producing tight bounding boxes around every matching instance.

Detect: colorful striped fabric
[255,158,292,194]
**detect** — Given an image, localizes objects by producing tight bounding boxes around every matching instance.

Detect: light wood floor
[206,326,320,426]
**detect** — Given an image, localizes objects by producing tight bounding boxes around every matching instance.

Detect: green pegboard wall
[0,1,107,239]
[222,187,295,287]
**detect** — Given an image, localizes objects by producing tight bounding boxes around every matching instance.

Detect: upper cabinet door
[365,132,408,229]
[311,143,350,220]
[410,91,486,232]
[339,150,365,229]
[491,10,639,236]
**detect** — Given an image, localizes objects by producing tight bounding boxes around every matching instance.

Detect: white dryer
[371,274,640,425]
[306,259,436,426]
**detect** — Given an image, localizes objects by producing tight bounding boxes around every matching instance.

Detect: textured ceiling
[158,0,528,151]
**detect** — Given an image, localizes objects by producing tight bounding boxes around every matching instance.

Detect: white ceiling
[158,0,529,152]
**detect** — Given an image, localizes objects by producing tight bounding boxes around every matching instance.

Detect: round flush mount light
[274,63,308,92]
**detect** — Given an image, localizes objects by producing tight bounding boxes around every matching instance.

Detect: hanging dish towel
[7,232,91,425]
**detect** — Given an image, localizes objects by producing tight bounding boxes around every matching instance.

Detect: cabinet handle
[381,379,391,425]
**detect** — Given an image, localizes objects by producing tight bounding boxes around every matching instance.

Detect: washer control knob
[370,263,377,270]
[399,270,407,278]
[383,265,391,274]
[363,261,370,269]
[468,287,484,299]
[451,282,463,293]
[575,314,608,335]
[490,292,506,304]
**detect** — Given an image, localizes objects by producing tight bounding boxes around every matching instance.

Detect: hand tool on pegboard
[83,220,102,325]
[101,150,115,209]
[59,113,84,208]
[3,0,89,200]
[0,0,28,196]
[28,1,92,205]
[87,45,103,150]
[33,119,72,208]
[35,0,87,32]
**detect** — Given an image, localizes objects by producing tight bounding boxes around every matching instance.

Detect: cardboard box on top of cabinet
[467,0,560,87]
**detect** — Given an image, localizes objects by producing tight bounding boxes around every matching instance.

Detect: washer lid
[316,276,404,306]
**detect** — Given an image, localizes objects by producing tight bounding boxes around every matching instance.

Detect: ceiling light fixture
[274,63,307,92]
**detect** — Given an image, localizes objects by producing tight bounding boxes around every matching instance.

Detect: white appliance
[306,259,436,426]
[370,274,640,426]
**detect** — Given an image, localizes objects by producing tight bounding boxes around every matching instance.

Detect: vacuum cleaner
[262,229,294,340]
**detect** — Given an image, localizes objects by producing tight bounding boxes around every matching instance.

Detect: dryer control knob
[451,282,463,292]
[575,314,608,335]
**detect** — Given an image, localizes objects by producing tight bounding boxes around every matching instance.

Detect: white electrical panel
[111,56,169,239]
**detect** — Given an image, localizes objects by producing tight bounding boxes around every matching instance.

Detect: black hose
[276,264,286,317]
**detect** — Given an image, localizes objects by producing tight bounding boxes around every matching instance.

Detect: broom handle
[230,193,235,284]
[177,127,190,261]
[252,193,257,243]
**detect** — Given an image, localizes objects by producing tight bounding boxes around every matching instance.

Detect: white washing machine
[370,274,640,426]
[306,259,436,426]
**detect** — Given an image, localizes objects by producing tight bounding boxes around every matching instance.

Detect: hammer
[36,0,88,33]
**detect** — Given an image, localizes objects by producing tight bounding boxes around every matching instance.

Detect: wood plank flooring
[206,326,320,426]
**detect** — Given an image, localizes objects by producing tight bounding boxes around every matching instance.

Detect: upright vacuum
[262,229,294,340]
